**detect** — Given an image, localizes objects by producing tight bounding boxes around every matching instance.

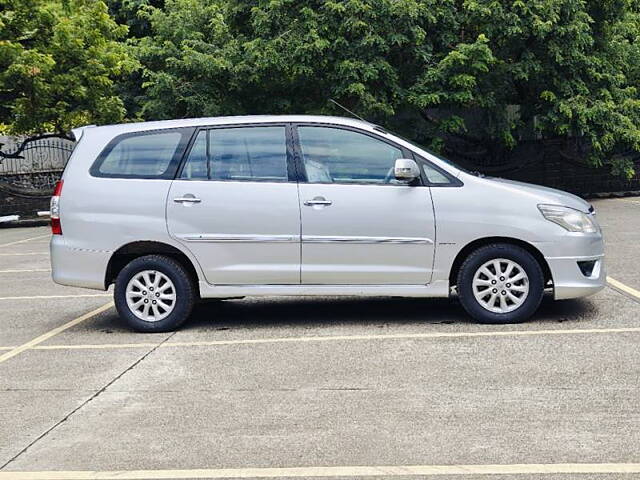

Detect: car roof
[77,115,376,138]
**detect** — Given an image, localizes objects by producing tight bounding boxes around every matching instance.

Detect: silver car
[50,115,605,332]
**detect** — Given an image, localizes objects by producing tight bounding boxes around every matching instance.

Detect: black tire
[114,255,196,332]
[457,243,544,324]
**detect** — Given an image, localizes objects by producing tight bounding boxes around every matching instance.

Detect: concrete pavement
[0,197,638,479]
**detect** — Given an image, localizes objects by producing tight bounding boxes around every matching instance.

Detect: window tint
[180,126,288,181]
[96,131,184,177]
[297,127,403,184]
[180,130,208,180]
[422,162,452,184]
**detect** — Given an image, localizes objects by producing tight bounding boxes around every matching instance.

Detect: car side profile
[50,115,605,332]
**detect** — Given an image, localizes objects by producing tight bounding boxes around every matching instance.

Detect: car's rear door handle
[304,197,332,207]
[173,196,201,204]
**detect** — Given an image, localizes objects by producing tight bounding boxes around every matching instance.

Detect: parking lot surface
[0,197,639,479]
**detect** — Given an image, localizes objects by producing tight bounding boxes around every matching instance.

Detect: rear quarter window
[90,128,193,179]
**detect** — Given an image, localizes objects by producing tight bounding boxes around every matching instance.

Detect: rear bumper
[50,236,111,291]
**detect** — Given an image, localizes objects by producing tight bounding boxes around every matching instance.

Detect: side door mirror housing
[394,158,421,182]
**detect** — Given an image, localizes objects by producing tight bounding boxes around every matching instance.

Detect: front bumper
[534,231,606,300]
[545,254,606,299]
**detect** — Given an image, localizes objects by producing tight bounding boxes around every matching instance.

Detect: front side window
[180,126,288,182]
[93,130,190,178]
[297,126,404,184]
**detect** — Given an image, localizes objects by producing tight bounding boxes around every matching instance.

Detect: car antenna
[329,98,368,123]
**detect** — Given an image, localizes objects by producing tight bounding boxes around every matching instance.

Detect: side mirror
[394,158,421,182]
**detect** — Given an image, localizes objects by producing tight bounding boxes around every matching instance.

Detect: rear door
[166,124,301,285]
[294,124,436,285]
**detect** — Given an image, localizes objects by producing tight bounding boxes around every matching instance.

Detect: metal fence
[0,135,74,197]
[445,138,640,196]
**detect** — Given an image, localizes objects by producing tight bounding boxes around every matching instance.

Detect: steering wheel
[383,166,396,184]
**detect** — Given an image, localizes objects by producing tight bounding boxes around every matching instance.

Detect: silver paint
[51,114,605,305]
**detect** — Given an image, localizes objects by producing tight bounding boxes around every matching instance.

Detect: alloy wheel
[472,258,530,313]
[125,270,177,322]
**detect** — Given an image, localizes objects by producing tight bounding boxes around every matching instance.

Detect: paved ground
[0,197,639,480]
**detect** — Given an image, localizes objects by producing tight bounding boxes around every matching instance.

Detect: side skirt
[198,280,450,299]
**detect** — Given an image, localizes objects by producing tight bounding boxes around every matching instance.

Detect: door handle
[173,196,201,204]
[304,197,332,207]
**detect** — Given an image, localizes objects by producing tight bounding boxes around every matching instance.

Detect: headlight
[538,204,598,233]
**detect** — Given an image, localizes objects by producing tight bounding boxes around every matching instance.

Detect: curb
[0,218,50,228]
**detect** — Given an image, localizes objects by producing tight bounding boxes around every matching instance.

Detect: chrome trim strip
[302,236,433,245]
[180,234,434,244]
[181,234,297,243]
[545,254,605,260]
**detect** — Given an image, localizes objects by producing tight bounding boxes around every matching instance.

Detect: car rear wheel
[457,243,544,324]
[114,255,196,332]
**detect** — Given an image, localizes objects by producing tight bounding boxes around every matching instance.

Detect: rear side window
[91,128,193,179]
[179,126,289,182]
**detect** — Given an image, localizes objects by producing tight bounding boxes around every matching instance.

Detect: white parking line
[2,463,640,479]
[0,302,113,364]
[607,276,640,300]
[0,252,49,256]
[0,234,50,248]
[0,294,111,301]
[16,324,640,352]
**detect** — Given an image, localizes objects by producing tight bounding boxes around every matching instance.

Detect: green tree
[409,0,640,177]
[106,0,163,38]
[134,0,640,177]
[0,0,138,135]
[134,0,449,120]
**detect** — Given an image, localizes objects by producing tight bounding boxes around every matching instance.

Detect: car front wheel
[114,255,196,332]
[457,243,544,324]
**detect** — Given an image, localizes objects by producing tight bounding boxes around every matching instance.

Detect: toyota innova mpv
[50,115,605,332]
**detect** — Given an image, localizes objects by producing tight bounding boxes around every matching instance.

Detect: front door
[167,125,300,285]
[294,125,436,285]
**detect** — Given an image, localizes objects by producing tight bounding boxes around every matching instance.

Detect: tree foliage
[133,0,451,120]
[0,0,137,135]
[130,0,640,177]
[2,0,640,177]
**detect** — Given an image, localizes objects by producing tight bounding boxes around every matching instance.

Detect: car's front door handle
[304,197,332,207]
[173,196,201,204]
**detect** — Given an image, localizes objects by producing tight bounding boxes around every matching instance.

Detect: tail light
[50,180,63,235]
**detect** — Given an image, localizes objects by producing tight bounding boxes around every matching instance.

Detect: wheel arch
[449,237,552,287]
[105,241,201,292]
